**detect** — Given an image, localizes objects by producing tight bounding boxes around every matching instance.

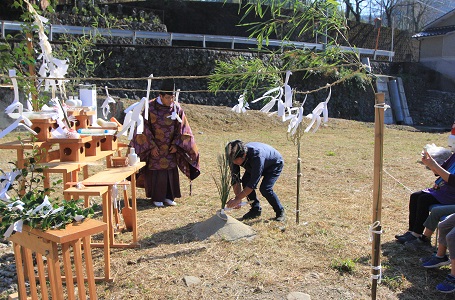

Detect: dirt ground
[0,103,454,300]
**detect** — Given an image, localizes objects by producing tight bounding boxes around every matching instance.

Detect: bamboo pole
[296,137,301,224]
[371,93,385,299]
[26,31,39,111]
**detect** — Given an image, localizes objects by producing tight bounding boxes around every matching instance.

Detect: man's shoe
[242,208,261,220]
[404,235,432,251]
[274,209,286,222]
[153,201,164,207]
[422,254,450,268]
[395,231,412,239]
[436,274,455,293]
[397,233,417,244]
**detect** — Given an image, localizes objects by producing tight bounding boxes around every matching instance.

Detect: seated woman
[396,151,455,244]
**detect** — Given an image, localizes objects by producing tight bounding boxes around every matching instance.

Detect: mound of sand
[191,213,256,241]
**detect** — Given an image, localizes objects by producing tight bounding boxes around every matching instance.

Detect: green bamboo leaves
[213,151,232,210]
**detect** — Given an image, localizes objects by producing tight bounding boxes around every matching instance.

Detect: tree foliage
[0,0,109,108]
[209,0,366,102]
[0,138,96,237]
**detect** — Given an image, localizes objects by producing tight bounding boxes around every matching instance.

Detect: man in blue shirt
[225,140,285,222]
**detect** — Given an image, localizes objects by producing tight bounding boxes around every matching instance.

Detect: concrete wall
[419,34,455,90]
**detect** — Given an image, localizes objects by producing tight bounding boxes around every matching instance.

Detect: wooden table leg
[83,235,97,300]
[48,242,63,300]
[131,174,138,244]
[44,171,51,193]
[107,188,115,247]
[83,165,89,180]
[106,154,113,168]
[35,255,49,299]
[12,243,27,300]
[24,248,39,300]
[16,149,25,169]
[62,243,76,300]
[72,239,87,300]
[102,191,111,281]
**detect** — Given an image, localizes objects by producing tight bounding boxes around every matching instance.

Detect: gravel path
[0,239,19,298]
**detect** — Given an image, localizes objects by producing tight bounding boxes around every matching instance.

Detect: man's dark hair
[226,140,246,162]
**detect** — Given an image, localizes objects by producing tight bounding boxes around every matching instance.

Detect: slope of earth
[0,103,452,300]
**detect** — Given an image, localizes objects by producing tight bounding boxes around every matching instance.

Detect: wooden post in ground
[371,93,385,300]
[296,137,302,224]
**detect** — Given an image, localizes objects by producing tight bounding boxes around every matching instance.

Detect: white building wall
[420,37,443,57]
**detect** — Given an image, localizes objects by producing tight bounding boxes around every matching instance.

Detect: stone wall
[93,45,378,121]
[2,46,453,130]
[2,1,452,129]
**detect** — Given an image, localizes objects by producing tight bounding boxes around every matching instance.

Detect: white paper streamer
[368,220,383,242]
[144,74,153,121]
[168,89,182,123]
[25,0,69,103]
[251,86,283,114]
[287,106,304,136]
[7,200,25,211]
[3,220,23,238]
[283,70,293,108]
[117,97,147,140]
[101,86,116,119]
[304,85,331,133]
[50,206,64,215]
[232,91,249,113]
[0,108,37,139]
[1,71,37,138]
[9,70,19,104]
[0,170,22,202]
[73,215,85,222]
[29,195,53,216]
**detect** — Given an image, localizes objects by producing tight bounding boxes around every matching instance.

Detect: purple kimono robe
[129,98,200,181]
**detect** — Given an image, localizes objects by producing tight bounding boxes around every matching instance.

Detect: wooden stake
[26,31,39,111]
[371,93,385,300]
[296,137,301,224]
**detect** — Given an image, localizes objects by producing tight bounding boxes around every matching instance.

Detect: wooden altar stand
[7,219,107,300]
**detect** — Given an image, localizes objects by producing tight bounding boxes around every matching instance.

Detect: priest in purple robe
[129,79,200,207]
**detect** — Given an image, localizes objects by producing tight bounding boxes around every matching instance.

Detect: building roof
[422,8,455,31]
[412,25,455,39]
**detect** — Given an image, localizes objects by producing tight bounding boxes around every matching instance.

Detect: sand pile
[192,213,256,241]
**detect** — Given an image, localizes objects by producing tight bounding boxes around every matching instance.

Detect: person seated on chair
[225,140,285,222]
[396,150,455,244]
[420,213,455,293]
[404,205,455,250]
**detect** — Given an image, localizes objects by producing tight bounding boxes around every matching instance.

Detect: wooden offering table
[0,139,59,168]
[42,161,87,192]
[80,162,145,248]
[8,219,107,300]
[41,148,117,192]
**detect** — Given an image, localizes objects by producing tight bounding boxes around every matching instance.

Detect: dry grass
[1,103,453,300]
